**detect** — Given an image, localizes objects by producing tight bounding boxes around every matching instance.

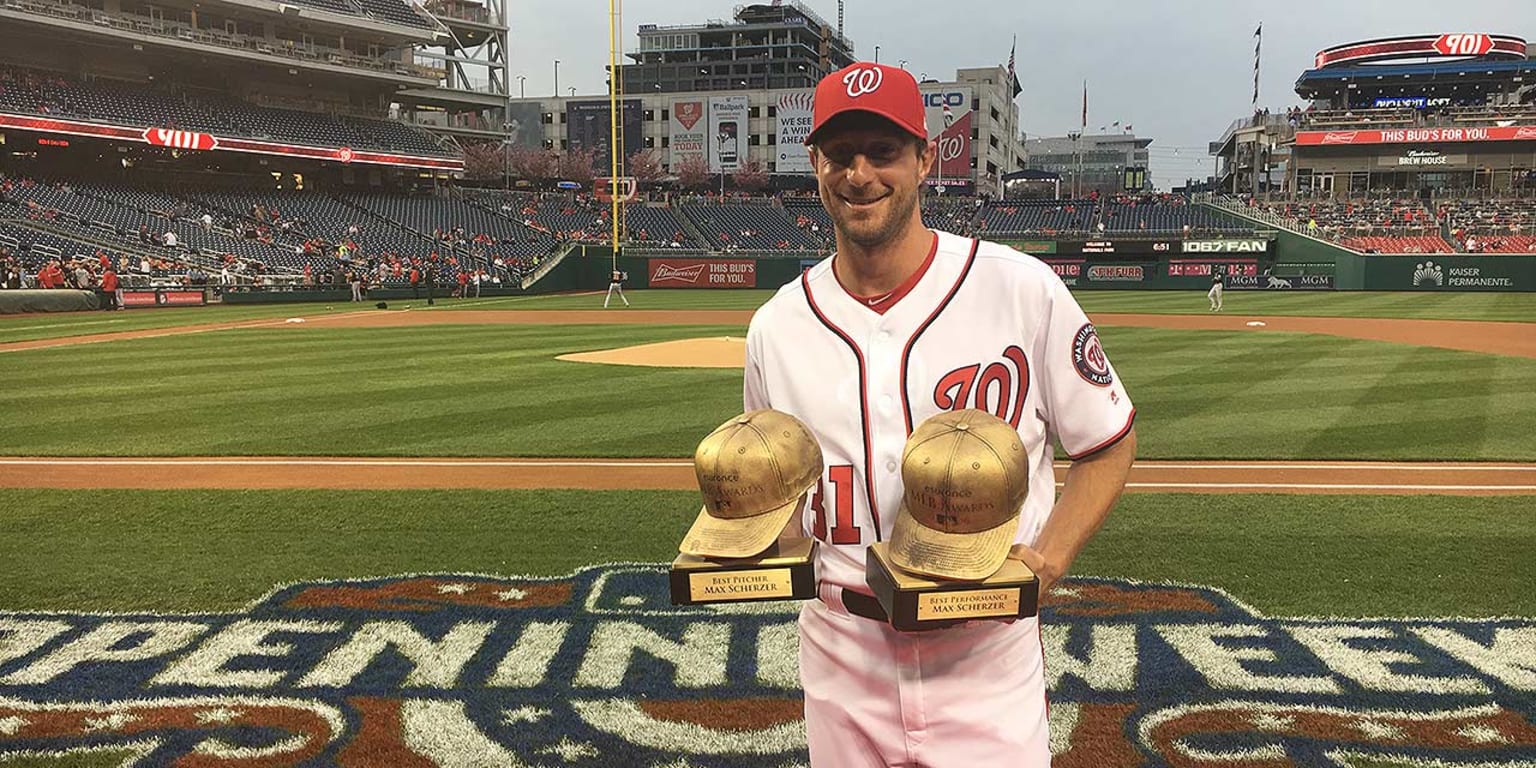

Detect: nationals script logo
[842,66,883,98]
[0,568,1533,766]
[652,263,707,284]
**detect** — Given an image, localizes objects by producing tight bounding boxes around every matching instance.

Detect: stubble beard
[828,183,920,250]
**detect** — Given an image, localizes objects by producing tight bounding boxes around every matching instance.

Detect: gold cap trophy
[670,409,823,604]
[867,409,1040,631]
[672,409,1038,631]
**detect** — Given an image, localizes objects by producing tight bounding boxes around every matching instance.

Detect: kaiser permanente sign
[1296,126,1536,146]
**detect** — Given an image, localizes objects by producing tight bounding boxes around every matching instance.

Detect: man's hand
[1007,544,1061,596]
[1007,427,1137,600]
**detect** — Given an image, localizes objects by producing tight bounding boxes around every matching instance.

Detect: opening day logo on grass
[0,565,1532,766]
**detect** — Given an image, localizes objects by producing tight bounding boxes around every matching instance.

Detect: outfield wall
[540,246,1536,293]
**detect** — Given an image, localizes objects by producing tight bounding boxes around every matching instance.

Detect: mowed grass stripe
[1073,290,1536,321]
[0,325,745,456]
[0,489,1527,617]
[2,324,1534,459]
[1106,328,1536,460]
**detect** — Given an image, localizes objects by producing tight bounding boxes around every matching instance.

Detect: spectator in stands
[100,265,120,311]
[162,230,178,248]
[348,268,364,302]
[409,265,422,298]
[200,212,214,231]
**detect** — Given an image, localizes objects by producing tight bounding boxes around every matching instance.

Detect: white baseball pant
[799,588,1050,767]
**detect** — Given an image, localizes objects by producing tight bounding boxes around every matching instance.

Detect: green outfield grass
[0,489,1526,617]
[2,322,1533,459]
[434,289,1536,322]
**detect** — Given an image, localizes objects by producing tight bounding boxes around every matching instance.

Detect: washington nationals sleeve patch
[1071,323,1114,387]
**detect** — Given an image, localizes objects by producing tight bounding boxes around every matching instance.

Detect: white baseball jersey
[744,229,1136,593]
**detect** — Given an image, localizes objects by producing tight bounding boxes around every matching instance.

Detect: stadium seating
[680,201,822,251]
[976,200,1098,235]
[0,65,448,157]
[1339,235,1455,254]
[354,0,435,29]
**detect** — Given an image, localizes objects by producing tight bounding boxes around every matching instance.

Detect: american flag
[1253,23,1262,106]
[1007,35,1020,97]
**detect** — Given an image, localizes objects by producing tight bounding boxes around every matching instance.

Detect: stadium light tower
[517,75,526,98]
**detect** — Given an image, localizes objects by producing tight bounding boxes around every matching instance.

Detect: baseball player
[604,267,629,308]
[1208,269,1224,312]
[742,62,1138,766]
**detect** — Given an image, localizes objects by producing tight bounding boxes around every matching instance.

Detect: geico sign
[1181,240,1268,253]
[922,92,967,108]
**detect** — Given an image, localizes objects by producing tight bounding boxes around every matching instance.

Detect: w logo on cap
[842,66,883,98]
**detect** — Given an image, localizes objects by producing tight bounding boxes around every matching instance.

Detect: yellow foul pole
[608,0,620,272]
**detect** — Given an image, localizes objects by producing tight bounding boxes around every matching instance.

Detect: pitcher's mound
[557,336,745,368]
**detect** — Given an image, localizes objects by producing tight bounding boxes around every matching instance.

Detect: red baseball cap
[805,62,927,146]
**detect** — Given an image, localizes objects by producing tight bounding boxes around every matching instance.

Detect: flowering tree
[627,149,664,185]
[675,155,712,191]
[557,148,599,185]
[460,143,506,181]
[731,159,769,193]
[507,146,557,184]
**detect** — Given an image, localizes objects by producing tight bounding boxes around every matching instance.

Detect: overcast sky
[510,1,1531,189]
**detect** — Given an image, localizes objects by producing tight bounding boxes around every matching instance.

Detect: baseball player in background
[604,267,629,308]
[743,62,1138,766]
[1208,269,1224,312]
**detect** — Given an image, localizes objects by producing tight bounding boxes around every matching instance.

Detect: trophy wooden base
[669,538,818,606]
[865,542,1039,632]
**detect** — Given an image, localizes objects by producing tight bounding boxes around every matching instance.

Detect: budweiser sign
[652,263,707,284]
[1296,126,1536,146]
[141,128,217,151]
[647,259,756,288]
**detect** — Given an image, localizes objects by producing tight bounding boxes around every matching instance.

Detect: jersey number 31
[809,464,860,545]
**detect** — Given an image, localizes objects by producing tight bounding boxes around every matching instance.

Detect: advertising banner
[565,99,643,174]
[707,95,749,173]
[920,85,973,188]
[1167,259,1259,277]
[1181,239,1271,254]
[1040,258,1083,286]
[648,258,757,288]
[1295,126,1536,146]
[1083,263,1147,283]
[505,103,545,149]
[1004,240,1058,254]
[0,113,462,171]
[668,99,707,168]
[1375,150,1470,167]
[1226,273,1335,290]
[1366,256,1536,291]
[122,290,206,307]
[775,91,815,174]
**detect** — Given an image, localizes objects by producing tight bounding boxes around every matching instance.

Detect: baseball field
[0,288,1532,767]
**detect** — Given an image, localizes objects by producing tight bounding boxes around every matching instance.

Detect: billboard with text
[668,99,707,168]
[775,91,815,174]
[707,95,749,173]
